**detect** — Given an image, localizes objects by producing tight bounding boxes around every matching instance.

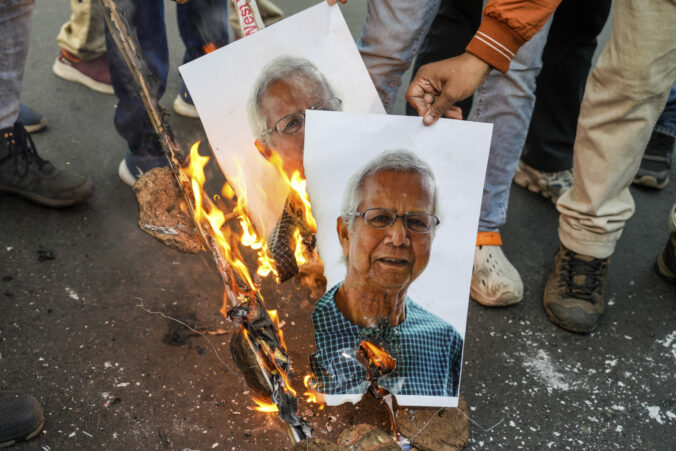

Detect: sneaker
[633,131,674,189]
[471,232,523,306]
[118,149,168,187]
[655,203,676,283]
[172,81,199,118]
[18,104,46,134]
[0,123,93,207]
[543,245,609,334]
[0,391,44,447]
[52,49,114,95]
[513,160,573,204]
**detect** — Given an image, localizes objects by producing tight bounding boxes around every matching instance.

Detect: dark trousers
[407,0,612,173]
[105,0,228,157]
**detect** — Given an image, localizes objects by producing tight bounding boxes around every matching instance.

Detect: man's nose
[386,217,410,246]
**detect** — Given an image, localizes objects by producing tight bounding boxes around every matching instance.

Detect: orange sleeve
[466,0,561,73]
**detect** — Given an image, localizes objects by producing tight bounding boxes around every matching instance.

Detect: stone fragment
[134,167,202,253]
[396,396,469,451]
[337,424,400,451]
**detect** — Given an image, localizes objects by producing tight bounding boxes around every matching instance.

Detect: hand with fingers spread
[406,52,492,126]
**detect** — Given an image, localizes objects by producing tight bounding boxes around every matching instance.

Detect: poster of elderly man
[304,111,492,407]
[179,3,384,281]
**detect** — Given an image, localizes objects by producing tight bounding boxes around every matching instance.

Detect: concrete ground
[1,1,674,450]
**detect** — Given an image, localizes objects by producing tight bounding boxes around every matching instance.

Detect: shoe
[18,104,46,134]
[0,123,93,207]
[633,131,674,189]
[52,49,114,95]
[513,160,573,204]
[172,81,199,118]
[470,232,523,306]
[118,149,168,187]
[0,391,44,447]
[543,245,609,334]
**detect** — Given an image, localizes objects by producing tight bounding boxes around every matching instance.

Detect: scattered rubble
[396,397,470,451]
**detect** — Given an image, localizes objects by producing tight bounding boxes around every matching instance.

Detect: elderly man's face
[255,71,332,178]
[339,170,435,292]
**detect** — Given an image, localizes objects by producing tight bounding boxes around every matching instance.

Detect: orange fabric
[466,0,561,72]
[477,231,503,246]
[61,49,82,64]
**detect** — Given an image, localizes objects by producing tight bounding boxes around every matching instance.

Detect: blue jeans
[0,0,35,131]
[105,0,228,157]
[471,18,553,232]
[655,87,676,138]
[358,0,441,113]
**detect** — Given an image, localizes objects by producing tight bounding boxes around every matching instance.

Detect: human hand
[406,52,491,125]
[327,0,348,4]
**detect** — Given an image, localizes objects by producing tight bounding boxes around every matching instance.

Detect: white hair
[246,55,337,144]
[340,150,440,229]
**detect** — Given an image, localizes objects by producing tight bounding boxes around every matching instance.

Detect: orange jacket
[466,0,562,73]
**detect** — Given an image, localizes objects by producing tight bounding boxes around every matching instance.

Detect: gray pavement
[1,1,675,450]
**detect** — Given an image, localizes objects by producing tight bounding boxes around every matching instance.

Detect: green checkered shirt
[310,283,463,397]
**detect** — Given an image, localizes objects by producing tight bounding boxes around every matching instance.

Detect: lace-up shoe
[656,203,676,283]
[513,160,573,204]
[0,123,93,207]
[0,391,44,447]
[544,245,609,333]
[633,131,674,189]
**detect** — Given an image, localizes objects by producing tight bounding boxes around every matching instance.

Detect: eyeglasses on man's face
[264,97,342,137]
[346,208,440,234]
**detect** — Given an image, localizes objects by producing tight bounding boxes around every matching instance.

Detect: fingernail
[424,114,434,124]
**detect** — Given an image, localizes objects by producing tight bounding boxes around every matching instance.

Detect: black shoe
[0,391,44,447]
[0,123,93,207]
[633,131,674,189]
[543,245,609,334]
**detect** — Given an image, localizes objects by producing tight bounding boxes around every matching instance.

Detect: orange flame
[252,397,279,413]
[292,228,307,266]
[267,152,318,234]
[360,341,397,371]
[202,42,218,54]
[303,375,325,409]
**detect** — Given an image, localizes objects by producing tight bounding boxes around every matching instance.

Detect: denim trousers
[105,0,228,158]
[557,0,676,259]
[655,87,676,138]
[357,0,441,113]
[470,18,553,232]
[0,0,34,131]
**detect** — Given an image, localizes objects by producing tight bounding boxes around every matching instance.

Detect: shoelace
[558,251,606,303]
[6,122,48,176]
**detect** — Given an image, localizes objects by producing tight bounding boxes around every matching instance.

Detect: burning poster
[303,111,492,408]
[179,3,384,282]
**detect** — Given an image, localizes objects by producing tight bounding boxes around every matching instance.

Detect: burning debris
[100,0,313,444]
[356,341,410,449]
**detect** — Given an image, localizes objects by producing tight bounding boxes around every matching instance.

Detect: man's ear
[337,217,350,258]
[255,139,272,160]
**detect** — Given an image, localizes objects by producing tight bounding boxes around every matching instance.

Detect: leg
[471,17,553,233]
[106,0,168,159]
[173,0,229,117]
[358,0,441,112]
[547,0,676,334]
[0,0,34,131]
[53,0,112,94]
[404,0,482,118]
[521,0,611,173]
[56,0,106,61]
[557,1,676,259]
[468,17,553,306]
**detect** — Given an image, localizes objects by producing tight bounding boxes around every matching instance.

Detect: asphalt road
[1,1,674,450]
